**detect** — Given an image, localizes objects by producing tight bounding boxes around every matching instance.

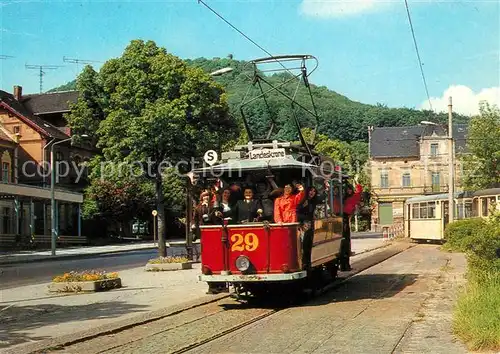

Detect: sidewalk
[0,239,198,265]
[0,232,383,266]
[0,237,389,352]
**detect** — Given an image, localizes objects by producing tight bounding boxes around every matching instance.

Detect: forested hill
[49,56,470,143]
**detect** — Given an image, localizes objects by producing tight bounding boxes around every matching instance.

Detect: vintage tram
[187,54,360,296]
[192,140,352,296]
[405,187,500,242]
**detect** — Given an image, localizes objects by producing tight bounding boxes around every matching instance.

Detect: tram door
[442,201,449,234]
[406,204,411,238]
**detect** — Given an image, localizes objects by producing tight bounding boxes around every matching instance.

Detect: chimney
[13,86,22,101]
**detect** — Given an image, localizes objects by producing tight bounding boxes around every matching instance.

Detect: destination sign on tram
[248,148,286,160]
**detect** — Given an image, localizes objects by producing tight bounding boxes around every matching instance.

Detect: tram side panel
[310,216,343,267]
[200,225,300,275]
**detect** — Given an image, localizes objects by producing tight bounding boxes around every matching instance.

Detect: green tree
[70,40,238,256]
[462,102,500,190]
[55,57,472,144]
[65,65,104,145]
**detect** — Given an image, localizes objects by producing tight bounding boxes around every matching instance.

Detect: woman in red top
[340,181,363,271]
[274,183,305,223]
[344,183,363,215]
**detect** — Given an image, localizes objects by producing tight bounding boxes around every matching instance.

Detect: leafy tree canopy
[55,56,471,145]
[462,102,500,190]
[67,40,238,255]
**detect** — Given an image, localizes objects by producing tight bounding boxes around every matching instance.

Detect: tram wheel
[325,261,339,280]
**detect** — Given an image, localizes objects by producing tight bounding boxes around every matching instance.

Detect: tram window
[412,202,436,219]
[412,204,420,219]
[488,197,496,216]
[420,203,428,218]
[328,180,342,216]
[482,198,488,217]
[464,202,473,218]
[428,202,436,218]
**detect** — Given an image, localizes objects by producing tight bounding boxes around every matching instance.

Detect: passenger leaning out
[274,183,305,223]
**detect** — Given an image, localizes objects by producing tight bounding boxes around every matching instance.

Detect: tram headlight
[235,255,250,272]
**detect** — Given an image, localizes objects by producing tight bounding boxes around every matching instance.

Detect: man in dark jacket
[233,187,261,223]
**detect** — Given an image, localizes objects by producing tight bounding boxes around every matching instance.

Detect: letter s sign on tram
[204,150,218,166]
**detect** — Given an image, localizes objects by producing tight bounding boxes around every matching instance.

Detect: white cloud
[299,0,390,18]
[420,85,500,116]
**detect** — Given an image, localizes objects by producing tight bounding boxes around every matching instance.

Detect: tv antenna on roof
[25,64,63,93]
[63,56,102,74]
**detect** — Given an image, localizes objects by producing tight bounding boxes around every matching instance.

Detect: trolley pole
[448,96,455,224]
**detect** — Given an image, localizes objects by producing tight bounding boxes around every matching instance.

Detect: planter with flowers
[48,271,121,293]
[145,256,192,271]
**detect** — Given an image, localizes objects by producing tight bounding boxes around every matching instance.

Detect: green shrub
[443,218,486,252]
[451,212,500,351]
[453,272,500,351]
[466,220,500,279]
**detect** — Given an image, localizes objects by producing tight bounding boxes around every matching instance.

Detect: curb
[5,293,231,354]
[8,241,415,354]
[0,246,157,266]
[351,241,393,257]
[0,241,202,266]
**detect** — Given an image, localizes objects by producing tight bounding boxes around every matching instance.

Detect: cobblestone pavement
[393,252,468,354]
[65,244,466,354]
[184,245,468,354]
[1,237,388,353]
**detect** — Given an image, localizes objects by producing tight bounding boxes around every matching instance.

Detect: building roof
[405,191,473,204]
[370,124,469,158]
[0,129,16,145]
[0,90,70,140]
[22,91,78,114]
[370,126,424,158]
[472,188,500,197]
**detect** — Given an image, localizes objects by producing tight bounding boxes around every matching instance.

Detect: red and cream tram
[192,141,351,296]
[189,54,358,296]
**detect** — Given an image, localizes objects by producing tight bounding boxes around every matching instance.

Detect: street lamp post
[420,95,454,224]
[51,134,88,256]
[447,97,455,224]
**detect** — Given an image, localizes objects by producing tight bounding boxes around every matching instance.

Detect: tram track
[17,241,412,354]
[171,242,414,354]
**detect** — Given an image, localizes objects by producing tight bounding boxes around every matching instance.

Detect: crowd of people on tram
[192,177,362,231]
[192,177,363,294]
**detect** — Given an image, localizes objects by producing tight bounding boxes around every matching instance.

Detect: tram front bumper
[199,271,307,282]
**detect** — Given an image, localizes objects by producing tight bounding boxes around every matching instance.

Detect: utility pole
[448,96,455,224]
[25,64,62,93]
[63,56,101,75]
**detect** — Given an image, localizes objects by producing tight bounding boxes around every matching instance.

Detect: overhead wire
[404,0,433,112]
[197,0,296,78]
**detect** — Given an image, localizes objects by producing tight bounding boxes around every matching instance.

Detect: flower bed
[49,271,121,293]
[52,270,119,282]
[148,256,189,264]
[146,256,192,271]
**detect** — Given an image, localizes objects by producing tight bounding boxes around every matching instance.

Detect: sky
[1,0,499,116]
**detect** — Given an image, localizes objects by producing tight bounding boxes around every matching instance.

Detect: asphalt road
[0,249,158,290]
[0,232,381,290]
